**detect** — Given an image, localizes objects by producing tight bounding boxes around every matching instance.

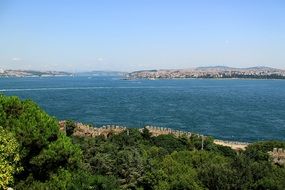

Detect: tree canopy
[1,94,285,190]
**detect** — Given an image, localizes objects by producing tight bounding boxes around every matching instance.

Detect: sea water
[1,76,285,142]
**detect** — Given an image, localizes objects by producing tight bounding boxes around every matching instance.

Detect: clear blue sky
[0,0,284,71]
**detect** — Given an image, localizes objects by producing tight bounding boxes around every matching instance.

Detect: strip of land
[213,139,249,150]
[127,66,285,80]
[0,69,71,77]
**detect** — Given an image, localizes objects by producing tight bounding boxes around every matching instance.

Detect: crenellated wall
[59,121,127,137]
[59,121,250,150]
[268,148,285,165]
[141,125,193,138]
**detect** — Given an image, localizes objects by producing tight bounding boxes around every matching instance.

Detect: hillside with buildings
[0,69,71,77]
[127,66,285,79]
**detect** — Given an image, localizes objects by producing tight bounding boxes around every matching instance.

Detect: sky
[0,0,285,72]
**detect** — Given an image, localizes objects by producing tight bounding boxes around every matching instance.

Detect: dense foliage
[0,127,21,189]
[0,94,285,189]
[74,130,285,190]
[0,95,83,189]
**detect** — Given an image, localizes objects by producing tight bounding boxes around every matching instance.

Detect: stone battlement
[59,121,250,150]
[141,125,192,138]
[59,121,126,137]
[268,148,285,165]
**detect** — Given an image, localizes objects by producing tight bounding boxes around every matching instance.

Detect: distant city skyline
[0,0,285,72]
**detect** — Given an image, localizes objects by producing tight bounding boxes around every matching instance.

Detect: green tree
[0,127,22,189]
[0,95,82,187]
[151,134,188,153]
[65,120,76,136]
[141,127,152,140]
[153,151,204,190]
[173,151,236,190]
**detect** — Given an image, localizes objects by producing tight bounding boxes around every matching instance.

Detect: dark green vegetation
[0,95,285,189]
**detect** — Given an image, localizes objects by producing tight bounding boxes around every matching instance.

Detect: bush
[65,120,76,136]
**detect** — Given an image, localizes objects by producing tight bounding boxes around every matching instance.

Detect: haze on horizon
[0,0,285,72]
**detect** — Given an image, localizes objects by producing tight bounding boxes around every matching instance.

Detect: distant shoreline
[127,66,285,80]
[213,139,250,150]
[1,75,285,80]
[124,77,285,81]
[0,74,73,78]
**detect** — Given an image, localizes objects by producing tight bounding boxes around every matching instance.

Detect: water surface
[1,76,285,142]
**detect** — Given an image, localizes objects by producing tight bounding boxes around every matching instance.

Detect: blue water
[1,76,285,142]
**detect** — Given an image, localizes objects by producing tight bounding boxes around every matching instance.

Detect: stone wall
[59,121,126,137]
[141,125,192,138]
[268,148,285,165]
[60,121,195,138]
[59,121,250,151]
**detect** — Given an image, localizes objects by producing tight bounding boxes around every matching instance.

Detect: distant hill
[195,66,234,70]
[0,69,127,78]
[76,71,127,76]
[127,66,285,79]
[196,66,282,72]
[0,69,71,77]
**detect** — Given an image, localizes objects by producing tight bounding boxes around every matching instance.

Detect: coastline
[213,139,250,150]
[125,77,285,81]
